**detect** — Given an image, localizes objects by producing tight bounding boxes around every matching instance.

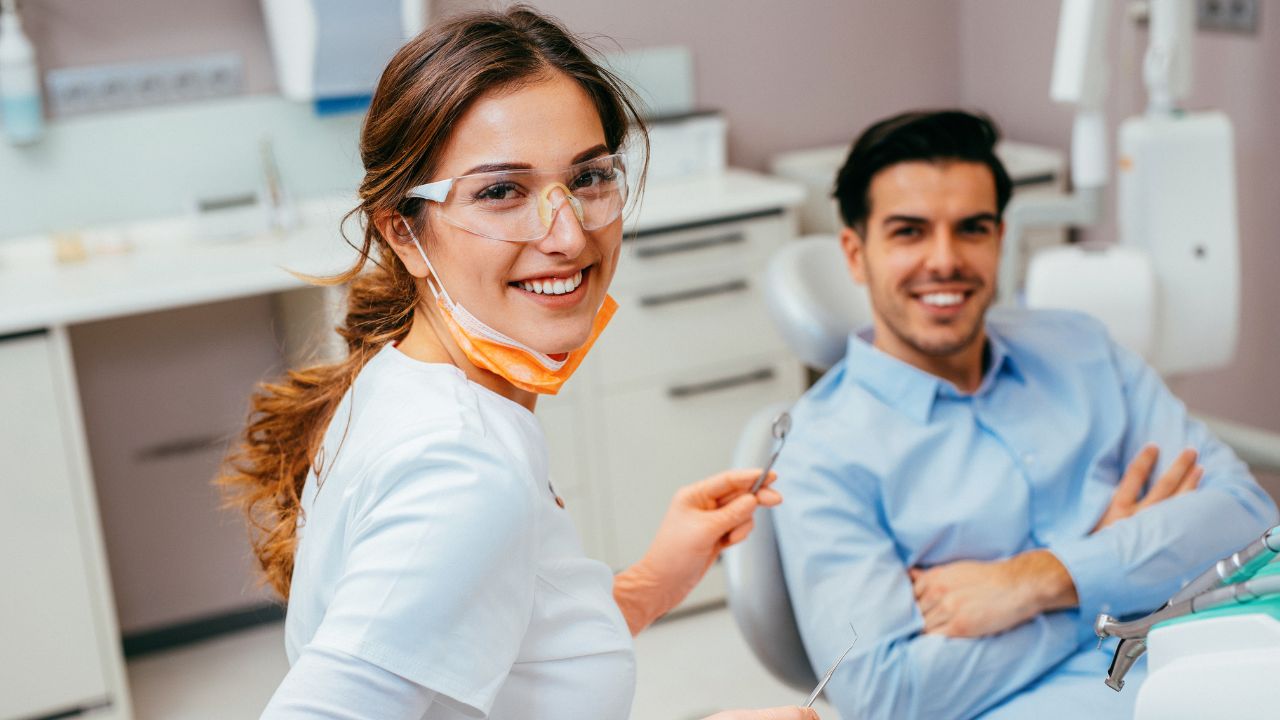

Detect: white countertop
[0,169,804,335]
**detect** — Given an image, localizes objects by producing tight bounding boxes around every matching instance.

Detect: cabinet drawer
[616,213,788,287]
[596,355,804,574]
[595,261,789,386]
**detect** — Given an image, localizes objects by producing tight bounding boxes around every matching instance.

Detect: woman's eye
[474,182,520,201]
[571,168,615,191]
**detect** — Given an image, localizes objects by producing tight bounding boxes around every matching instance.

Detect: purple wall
[438,0,964,169]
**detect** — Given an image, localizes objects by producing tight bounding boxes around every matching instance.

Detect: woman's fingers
[695,469,773,507]
[724,518,755,546]
[755,486,782,506]
[704,470,778,508]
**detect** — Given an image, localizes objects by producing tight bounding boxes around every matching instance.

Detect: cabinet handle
[634,231,746,259]
[668,367,776,399]
[639,279,749,308]
[135,433,227,462]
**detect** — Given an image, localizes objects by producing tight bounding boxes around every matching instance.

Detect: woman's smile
[508,265,592,308]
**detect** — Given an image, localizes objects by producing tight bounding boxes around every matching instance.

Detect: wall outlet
[1197,0,1259,33]
[45,53,244,118]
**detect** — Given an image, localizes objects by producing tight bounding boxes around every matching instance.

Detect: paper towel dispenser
[262,0,426,112]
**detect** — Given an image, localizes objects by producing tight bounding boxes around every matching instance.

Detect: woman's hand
[702,707,820,720]
[613,468,781,634]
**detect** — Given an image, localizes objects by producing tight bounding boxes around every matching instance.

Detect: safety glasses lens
[435,155,627,242]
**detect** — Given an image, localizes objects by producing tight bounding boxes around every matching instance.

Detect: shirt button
[1023,452,1036,465]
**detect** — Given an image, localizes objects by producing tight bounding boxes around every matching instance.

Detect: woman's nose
[536,192,589,257]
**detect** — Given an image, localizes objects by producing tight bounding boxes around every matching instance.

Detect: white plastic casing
[1136,613,1280,719]
[1051,0,1111,108]
[261,0,421,103]
[1025,244,1156,359]
[1025,112,1239,377]
[1118,111,1239,375]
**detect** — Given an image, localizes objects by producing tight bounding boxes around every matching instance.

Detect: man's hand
[910,550,1077,638]
[1092,445,1202,533]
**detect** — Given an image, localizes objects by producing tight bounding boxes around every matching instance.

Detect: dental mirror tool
[803,625,858,708]
[750,411,792,494]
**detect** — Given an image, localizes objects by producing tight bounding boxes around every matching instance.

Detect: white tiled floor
[127,605,837,720]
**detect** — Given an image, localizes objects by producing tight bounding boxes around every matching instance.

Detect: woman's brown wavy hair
[218,6,647,599]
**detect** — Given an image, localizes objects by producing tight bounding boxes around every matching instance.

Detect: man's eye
[961,222,994,236]
[891,226,922,238]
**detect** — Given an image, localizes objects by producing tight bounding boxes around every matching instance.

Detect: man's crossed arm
[910,445,1202,639]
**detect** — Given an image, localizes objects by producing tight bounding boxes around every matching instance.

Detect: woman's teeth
[519,270,583,296]
[920,292,965,307]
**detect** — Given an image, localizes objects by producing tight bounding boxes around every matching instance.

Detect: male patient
[771,110,1278,720]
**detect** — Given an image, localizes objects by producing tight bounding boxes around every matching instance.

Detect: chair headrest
[764,234,873,371]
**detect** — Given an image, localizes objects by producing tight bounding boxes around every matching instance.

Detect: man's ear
[840,226,868,286]
[374,210,430,278]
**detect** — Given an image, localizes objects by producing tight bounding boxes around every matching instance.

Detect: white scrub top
[284,344,636,719]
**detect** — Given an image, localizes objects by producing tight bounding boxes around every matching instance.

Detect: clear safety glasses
[405,153,629,243]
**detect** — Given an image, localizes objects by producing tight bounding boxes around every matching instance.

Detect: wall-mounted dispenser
[262,0,427,114]
[0,0,43,145]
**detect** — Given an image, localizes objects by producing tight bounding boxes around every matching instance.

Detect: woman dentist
[221,7,818,720]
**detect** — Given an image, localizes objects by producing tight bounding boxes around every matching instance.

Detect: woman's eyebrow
[458,144,609,176]
[460,161,533,175]
[571,144,610,164]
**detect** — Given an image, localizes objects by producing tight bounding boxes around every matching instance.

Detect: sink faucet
[260,136,297,232]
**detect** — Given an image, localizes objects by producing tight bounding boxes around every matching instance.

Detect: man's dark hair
[833,110,1013,233]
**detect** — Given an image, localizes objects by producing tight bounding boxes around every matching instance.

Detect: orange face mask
[404,221,616,395]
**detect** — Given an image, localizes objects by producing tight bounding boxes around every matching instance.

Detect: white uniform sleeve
[306,427,539,716]
[261,645,438,719]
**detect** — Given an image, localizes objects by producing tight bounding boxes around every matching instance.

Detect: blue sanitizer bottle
[0,0,44,146]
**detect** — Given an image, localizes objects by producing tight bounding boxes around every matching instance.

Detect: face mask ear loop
[400,215,454,308]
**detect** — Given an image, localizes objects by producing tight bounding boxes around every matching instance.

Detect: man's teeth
[520,270,583,295]
[920,292,965,307]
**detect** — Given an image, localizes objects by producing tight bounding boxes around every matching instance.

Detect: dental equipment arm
[998,0,1110,303]
[1094,525,1280,691]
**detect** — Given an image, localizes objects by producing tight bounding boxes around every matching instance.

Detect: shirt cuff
[1048,535,1126,645]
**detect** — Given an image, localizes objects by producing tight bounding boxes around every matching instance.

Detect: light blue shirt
[772,308,1278,720]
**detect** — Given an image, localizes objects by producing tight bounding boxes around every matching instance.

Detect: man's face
[841,161,1003,362]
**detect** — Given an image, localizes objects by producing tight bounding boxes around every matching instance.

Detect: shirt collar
[842,323,1022,422]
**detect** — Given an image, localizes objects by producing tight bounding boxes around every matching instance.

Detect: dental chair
[724,234,870,692]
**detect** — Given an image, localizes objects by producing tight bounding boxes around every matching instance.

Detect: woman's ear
[374,210,431,278]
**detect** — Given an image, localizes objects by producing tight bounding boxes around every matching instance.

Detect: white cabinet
[538,195,807,612]
[0,330,129,720]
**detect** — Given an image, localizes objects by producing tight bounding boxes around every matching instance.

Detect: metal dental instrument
[803,625,858,708]
[750,412,792,495]
[1094,524,1280,691]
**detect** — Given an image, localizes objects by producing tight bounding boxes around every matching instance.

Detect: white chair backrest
[723,234,873,691]
[764,235,873,372]
[725,402,817,692]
